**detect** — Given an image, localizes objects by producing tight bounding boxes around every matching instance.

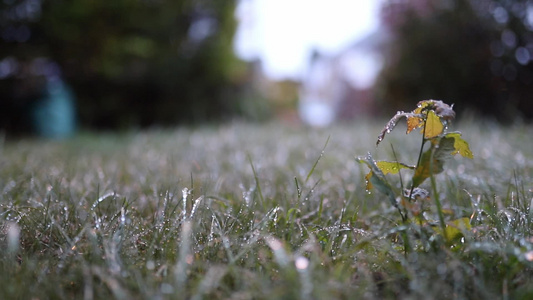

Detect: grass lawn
[0,118,532,299]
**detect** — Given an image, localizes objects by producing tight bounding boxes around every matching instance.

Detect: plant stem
[401,230,411,255]
[390,144,404,191]
[390,144,409,220]
[429,144,448,241]
[413,114,447,241]
[408,122,428,202]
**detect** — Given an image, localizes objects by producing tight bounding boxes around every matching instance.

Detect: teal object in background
[32,79,76,139]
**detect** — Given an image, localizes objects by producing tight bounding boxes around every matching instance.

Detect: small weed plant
[357,100,474,250]
[1,110,532,299]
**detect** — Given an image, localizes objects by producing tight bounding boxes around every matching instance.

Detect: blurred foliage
[376,0,533,122]
[0,0,260,132]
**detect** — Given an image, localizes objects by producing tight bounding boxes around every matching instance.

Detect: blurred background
[1,0,532,138]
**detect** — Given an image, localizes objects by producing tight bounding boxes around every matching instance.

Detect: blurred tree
[1,0,253,132]
[376,0,533,122]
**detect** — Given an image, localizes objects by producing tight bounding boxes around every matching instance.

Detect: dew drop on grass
[525,251,533,261]
[7,222,20,254]
[339,234,348,249]
[92,192,118,210]
[95,217,102,229]
[190,196,203,219]
[120,207,126,224]
[295,256,309,270]
[182,188,190,217]
[241,185,253,207]
[208,215,215,243]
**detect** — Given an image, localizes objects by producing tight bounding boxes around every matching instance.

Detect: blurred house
[299,28,390,126]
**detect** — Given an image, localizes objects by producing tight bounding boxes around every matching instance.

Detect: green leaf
[444,132,474,158]
[356,153,397,207]
[433,136,456,161]
[412,149,442,187]
[411,138,455,187]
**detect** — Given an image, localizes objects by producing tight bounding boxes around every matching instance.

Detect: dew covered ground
[0,119,532,299]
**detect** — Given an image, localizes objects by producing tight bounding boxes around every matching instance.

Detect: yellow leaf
[376,161,414,175]
[423,110,444,139]
[444,217,472,241]
[445,132,474,159]
[406,116,423,134]
[406,105,424,134]
[433,217,472,243]
[416,100,435,111]
[365,172,373,191]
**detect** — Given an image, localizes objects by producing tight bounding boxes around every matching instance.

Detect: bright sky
[234,0,382,80]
